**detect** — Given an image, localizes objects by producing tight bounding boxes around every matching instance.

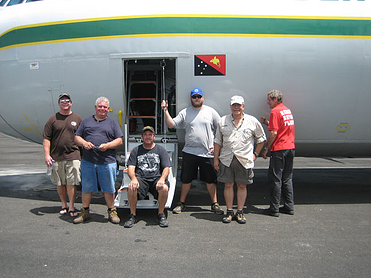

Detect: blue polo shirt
[76,115,123,164]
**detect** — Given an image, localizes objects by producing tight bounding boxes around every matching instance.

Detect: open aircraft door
[115,58,177,210]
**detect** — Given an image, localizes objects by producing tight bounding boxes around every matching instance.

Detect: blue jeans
[268,149,295,212]
[80,159,117,194]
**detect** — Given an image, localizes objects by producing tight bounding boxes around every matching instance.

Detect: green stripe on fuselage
[1,16,370,50]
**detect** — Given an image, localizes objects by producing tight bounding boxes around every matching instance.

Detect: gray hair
[267,90,283,103]
[95,96,110,107]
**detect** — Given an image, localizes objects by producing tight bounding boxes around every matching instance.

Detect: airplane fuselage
[0,0,370,156]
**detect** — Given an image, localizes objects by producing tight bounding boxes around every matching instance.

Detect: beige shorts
[217,156,254,185]
[51,160,81,186]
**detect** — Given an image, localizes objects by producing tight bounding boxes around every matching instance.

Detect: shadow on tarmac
[1,159,371,277]
[29,206,108,224]
[1,167,370,224]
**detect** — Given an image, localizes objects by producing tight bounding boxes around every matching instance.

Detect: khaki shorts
[217,156,254,185]
[51,160,81,186]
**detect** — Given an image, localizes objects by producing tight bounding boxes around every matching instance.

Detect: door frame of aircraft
[121,56,178,136]
[115,54,181,157]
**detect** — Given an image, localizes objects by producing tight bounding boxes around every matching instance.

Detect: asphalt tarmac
[0,132,370,278]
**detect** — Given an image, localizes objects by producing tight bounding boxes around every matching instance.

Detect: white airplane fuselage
[0,0,370,156]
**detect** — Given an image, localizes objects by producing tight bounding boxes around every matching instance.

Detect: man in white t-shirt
[161,88,223,215]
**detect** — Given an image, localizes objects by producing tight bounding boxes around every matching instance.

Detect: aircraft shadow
[170,168,371,207]
[1,168,370,220]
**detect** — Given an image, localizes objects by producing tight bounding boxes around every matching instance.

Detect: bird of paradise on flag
[194,55,226,76]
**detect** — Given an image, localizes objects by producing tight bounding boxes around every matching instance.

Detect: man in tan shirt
[214,96,266,224]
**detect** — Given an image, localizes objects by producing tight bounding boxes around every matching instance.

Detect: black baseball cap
[142,126,155,134]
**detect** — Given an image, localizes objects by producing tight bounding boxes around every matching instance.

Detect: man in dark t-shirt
[74,96,123,224]
[43,93,82,217]
[124,126,171,228]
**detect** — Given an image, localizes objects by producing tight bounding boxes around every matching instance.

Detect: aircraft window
[6,0,24,6]
[26,0,42,2]
[0,0,9,7]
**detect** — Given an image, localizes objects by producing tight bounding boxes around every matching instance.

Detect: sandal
[68,209,78,217]
[59,207,68,215]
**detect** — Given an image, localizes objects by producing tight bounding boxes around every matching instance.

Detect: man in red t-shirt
[261,90,295,217]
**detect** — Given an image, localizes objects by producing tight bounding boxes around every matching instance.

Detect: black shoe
[211,203,224,215]
[124,214,137,228]
[157,213,168,228]
[264,208,279,217]
[172,202,185,214]
[235,210,246,224]
[279,206,294,215]
[222,210,234,223]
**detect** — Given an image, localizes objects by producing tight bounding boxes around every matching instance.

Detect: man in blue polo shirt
[74,96,123,224]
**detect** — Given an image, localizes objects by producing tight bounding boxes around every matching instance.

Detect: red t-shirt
[268,103,295,151]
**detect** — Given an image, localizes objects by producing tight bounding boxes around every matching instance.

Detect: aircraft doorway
[124,58,176,136]
[116,58,178,210]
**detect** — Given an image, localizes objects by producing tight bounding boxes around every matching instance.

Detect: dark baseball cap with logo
[142,126,155,134]
[58,93,71,101]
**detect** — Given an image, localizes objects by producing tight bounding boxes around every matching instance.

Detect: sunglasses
[191,95,202,99]
[60,99,71,103]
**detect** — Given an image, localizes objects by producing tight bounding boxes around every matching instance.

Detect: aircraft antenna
[160,59,167,137]
[124,60,129,168]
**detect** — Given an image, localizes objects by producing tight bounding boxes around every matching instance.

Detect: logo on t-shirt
[71,121,77,127]
[280,110,294,126]
[137,153,160,173]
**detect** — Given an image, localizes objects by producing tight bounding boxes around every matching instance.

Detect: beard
[191,99,203,108]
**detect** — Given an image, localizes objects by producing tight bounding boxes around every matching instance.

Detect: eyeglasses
[60,99,71,103]
[191,95,202,99]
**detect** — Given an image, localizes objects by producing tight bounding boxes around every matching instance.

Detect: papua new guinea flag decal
[195,55,226,76]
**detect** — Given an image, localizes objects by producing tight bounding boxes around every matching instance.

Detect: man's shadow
[30,206,108,224]
[188,207,223,222]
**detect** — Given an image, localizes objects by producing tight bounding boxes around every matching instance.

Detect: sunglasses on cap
[191,95,202,99]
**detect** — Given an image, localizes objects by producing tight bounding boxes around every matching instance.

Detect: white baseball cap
[230,95,244,105]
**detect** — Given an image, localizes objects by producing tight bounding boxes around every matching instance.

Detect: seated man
[124,126,171,228]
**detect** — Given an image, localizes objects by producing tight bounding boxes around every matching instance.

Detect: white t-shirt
[173,105,220,158]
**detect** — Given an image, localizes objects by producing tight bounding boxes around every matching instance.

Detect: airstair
[115,59,177,210]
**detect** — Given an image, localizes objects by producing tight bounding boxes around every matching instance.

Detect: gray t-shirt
[173,105,220,158]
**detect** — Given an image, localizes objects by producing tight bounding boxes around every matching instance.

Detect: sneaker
[157,213,169,228]
[222,210,234,223]
[108,207,120,224]
[211,203,224,215]
[73,208,90,224]
[172,202,185,214]
[124,214,137,228]
[264,208,279,217]
[279,206,294,215]
[236,210,246,224]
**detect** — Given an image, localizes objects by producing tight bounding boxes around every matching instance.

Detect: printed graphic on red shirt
[269,104,295,152]
[280,109,295,126]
